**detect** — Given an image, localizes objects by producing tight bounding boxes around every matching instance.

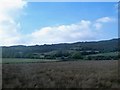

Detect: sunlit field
[2,59,119,88]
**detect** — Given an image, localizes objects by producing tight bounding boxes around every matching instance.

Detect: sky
[0,0,118,46]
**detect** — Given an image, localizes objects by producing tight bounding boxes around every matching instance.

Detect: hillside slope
[2,38,119,60]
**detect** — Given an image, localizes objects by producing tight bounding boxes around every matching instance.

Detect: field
[2,59,119,88]
[2,58,58,64]
[87,52,118,57]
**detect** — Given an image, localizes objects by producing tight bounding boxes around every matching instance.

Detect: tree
[71,52,83,59]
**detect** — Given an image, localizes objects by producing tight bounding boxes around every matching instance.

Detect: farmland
[2,59,119,88]
[2,38,119,60]
[87,52,118,57]
[2,58,58,64]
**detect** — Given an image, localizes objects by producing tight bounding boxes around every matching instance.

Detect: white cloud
[0,0,116,46]
[27,17,116,45]
[0,0,27,46]
[93,23,102,30]
[96,17,114,23]
[28,20,99,45]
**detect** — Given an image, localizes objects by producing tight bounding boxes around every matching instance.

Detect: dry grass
[2,60,119,88]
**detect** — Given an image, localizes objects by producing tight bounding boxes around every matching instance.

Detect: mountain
[2,38,119,60]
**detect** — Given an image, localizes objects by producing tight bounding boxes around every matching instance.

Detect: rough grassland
[2,60,119,88]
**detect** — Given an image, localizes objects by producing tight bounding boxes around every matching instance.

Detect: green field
[2,58,58,64]
[87,52,118,57]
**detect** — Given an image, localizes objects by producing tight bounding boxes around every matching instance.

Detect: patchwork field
[2,59,119,88]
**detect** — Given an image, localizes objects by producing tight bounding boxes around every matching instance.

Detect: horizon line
[1,37,119,47]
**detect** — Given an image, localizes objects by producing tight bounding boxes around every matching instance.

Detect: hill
[2,38,119,60]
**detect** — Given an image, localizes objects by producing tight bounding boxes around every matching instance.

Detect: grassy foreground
[3,60,119,88]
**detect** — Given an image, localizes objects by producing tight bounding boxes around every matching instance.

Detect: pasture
[87,52,118,57]
[2,58,58,64]
[2,59,119,88]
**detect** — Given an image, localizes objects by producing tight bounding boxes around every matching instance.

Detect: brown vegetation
[2,60,119,88]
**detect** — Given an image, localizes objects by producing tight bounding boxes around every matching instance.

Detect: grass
[2,59,119,88]
[2,58,58,64]
[87,52,118,57]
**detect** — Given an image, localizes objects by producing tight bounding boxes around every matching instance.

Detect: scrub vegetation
[3,60,119,88]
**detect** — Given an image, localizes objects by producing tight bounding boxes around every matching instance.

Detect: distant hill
[2,38,119,60]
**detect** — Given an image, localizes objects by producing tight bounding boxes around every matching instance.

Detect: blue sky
[20,2,117,34]
[0,1,118,45]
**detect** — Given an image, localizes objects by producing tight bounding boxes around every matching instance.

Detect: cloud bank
[0,0,116,46]
[0,0,27,46]
[27,17,115,45]
[29,20,96,45]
